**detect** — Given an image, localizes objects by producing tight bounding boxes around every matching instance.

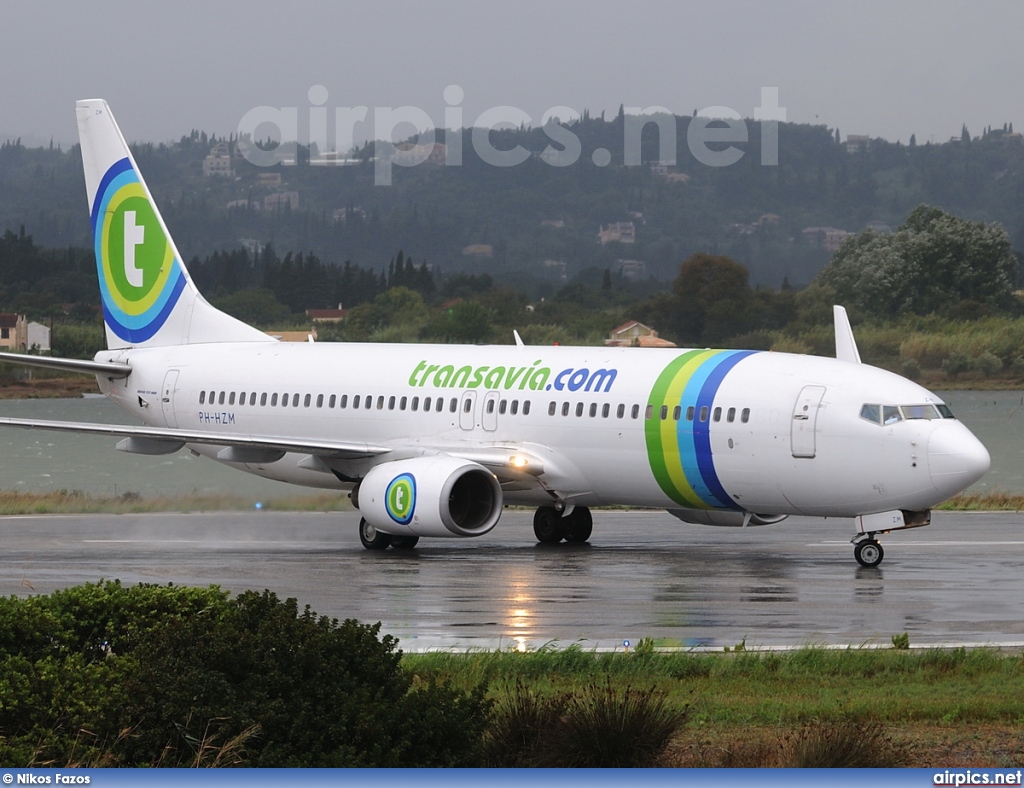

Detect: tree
[669,253,754,344]
[816,205,1018,318]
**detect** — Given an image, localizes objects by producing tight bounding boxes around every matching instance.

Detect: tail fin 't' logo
[92,158,185,343]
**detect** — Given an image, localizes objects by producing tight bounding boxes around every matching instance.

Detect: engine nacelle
[355,455,503,538]
[669,509,788,527]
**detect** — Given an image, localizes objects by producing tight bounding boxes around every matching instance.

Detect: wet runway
[1,509,1022,651]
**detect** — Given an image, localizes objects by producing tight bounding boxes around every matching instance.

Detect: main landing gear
[533,506,593,545]
[358,518,420,551]
[852,536,884,567]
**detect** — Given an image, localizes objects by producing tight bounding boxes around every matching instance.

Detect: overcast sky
[2,0,1021,148]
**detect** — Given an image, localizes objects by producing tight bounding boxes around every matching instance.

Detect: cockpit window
[862,402,953,425]
[860,403,881,424]
[900,404,940,420]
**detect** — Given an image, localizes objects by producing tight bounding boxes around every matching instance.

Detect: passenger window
[860,403,881,425]
[727,407,735,422]
[249,392,257,406]
[218,392,225,405]
[463,398,472,413]
[602,403,610,418]
[642,404,650,420]
[229,392,236,405]
[523,401,531,415]
[424,396,432,411]
[329,394,337,408]
[352,395,360,408]
[686,406,695,422]
[883,405,901,424]
[271,393,279,406]
[700,406,709,422]
[239,392,246,405]
[487,399,495,414]
[411,396,419,411]
[295,394,301,408]
[589,403,597,417]
[199,391,206,405]
[449,398,457,413]
[511,400,519,415]
[316,394,324,408]
[303,393,311,407]
[672,405,680,421]
[499,400,507,415]
[366,396,372,410]
[388,396,396,410]
[713,407,721,422]
[576,403,584,417]
[562,402,570,416]
[281,393,289,407]
[660,405,668,420]
[436,397,444,412]
[260,393,267,406]
[377,396,385,410]
[617,404,625,419]
[208,390,215,404]
[741,408,750,423]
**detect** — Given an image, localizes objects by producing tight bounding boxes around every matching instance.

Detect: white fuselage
[95,341,989,518]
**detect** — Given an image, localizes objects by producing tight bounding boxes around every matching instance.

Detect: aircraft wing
[0,417,391,461]
[0,417,548,483]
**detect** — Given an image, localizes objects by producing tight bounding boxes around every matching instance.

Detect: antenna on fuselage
[833,305,862,364]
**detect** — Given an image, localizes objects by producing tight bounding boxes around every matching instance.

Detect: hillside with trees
[1,116,1023,296]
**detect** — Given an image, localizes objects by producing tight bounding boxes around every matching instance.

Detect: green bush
[941,352,972,379]
[780,719,907,767]
[484,680,686,767]
[0,582,489,767]
[974,351,1003,377]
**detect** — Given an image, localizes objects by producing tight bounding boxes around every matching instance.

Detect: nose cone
[928,422,991,498]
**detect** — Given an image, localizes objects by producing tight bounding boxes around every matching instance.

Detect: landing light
[509,455,530,469]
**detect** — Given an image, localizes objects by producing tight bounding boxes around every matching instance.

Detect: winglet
[513,329,525,347]
[833,305,861,364]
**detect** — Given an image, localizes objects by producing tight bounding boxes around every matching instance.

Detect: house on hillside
[27,322,50,353]
[605,320,675,348]
[598,222,636,245]
[802,226,852,253]
[0,313,27,350]
[306,308,348,323]
[202,141,233,178]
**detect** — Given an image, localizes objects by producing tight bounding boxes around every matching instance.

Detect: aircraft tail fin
[76,99,271,349]
[833,305,862,364]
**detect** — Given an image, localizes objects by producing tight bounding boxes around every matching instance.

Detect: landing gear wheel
[533,506,565,544]
[563,507,593,543]
[390,535,420,550]
[854,539,884,567]
[359,518,391,551]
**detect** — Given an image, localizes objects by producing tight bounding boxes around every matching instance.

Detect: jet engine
[669,510,788,527]
[354,455,503,538]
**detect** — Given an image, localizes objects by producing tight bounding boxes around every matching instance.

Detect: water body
[0,390,1019,498]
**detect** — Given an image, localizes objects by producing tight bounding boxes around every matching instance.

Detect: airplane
[0,99,992,567]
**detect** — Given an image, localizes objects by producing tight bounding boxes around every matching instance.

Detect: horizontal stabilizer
[0,352,131,378]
